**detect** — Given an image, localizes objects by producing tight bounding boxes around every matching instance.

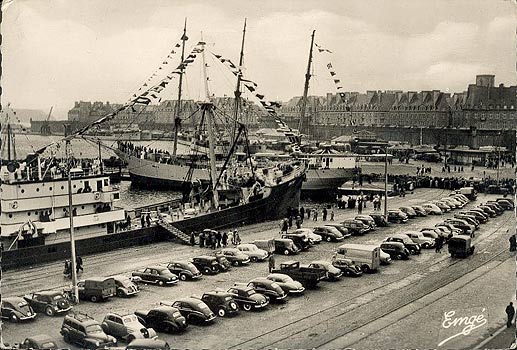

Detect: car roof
[34,291,63,296]
[250,277,272,283]
[3,297,25,303]
[176,297,201,304]
[147,265,167,270]
[267,273,290,279]
[194,255,216,260]
[203,290,232,297]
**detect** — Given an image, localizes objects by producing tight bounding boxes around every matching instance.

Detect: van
[333,244,380,273]
[458,187,477,200]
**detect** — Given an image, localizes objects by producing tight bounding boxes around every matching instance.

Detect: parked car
[134,306,187,333]
[323,223,351,238]
[432,201,451,213]
[379,249,392,265]
[292,228,322,244]
[411,205,428,217]
[457,186,477,200]
[196,291,240,317]
[439,198,458,209]
[387,210,409,223]
[271,260,327,288]
[331,257,363,277]
[20,335,58,350]
[191,256,221,274]
[216,248,250,266]
[213,254,232,271]
[237,243,269,261]
[311,226,345,242]
[422,203,442,215]
[274,238,300,255]
[384,234,421,255]
[462,210,488,223]
[126,338,170,350]
[403,231,435,249]
[478,205,497,217]
[398,207,417,218]
[307,261,343,281]
[496,198,514,210]
[101,313,157,343]
[448,236,475,258]
[132,266,178,286]
[61,312,117,349]
[164,261,202,281]
[23,291,71,317]
[341,219,369,235]
[226,285,269,311]
[1,297,36,322]
[113,275,140,298]
[73,277,117,303]
[245,278,287,301]
[266,274,305,294]
[354,215,377,231]
[444,218,475,236]
[369,213,389,227]
[454,214,480,228]
[484,202,504,215]
[281,232,311,251]
[380,241,410,260]
[420,229,439,240]
[161,298,216,324]
[435,223,463,237]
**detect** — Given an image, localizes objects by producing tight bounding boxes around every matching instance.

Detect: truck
[458,187,477,200]
[271,261,327,288]
[75,277,117,302]
[333,244,381,273]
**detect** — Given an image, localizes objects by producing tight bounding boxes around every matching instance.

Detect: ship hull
[115,150,210,190]
[302,168,354,200]
[2,168,304,270]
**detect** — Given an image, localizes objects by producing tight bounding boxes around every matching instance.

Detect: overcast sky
[3,0,517,117]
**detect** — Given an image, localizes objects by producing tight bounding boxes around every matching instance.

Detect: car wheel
[204,267,211,274]
[284,249,289,255]
[396,254,403,260]
[9,314,18,323]
[362,265,371,273]
[63,333,71,344]
[158,280,164,286]
[243,303,252,311]
[45,306,55,316]
[218,308,226,317]
[179,274,187,281]
[233,261,239,266]
[250,257,257,262]
[127,335,135,344]
[117,290,125,297]
[326,236,332,242]
[90,295,98,302]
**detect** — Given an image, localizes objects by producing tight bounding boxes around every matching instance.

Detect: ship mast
[298,30,315,140]
[232,18,247,140]
[173,18,188,156]
[200,34,219,209]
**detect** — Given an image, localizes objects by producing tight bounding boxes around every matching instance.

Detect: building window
[61,186,64,190]
[36,188,40,192]
[21,189,25,193]
[27,212,31,216]
[8,214,12,218]
[49,187,52,191]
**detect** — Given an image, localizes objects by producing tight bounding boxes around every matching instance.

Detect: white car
[293,228,322,244]
[422,203,442,215]
[237,243,269,262]
[403,231,435,249]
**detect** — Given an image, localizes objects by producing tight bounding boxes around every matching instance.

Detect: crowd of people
[195,229,241,248]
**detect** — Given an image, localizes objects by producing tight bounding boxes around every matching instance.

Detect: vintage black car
[331,257,363,277]
[274,238,300,255]
[161,298,216,324]
[134,306,187,333]
[380,241,410,260]
[271,261,327,288]
[354,215,377,231]
[312,226,346,242]
[1,297,36,322]
[216,248,250,266]
[411,205,428,217]
[488,200,512,211]
[281,233,311,251]
[387,210,409,224]
[341,219,369,235]
[61,312,117,349]
[384,234,421,254]
[399,206,417,218]
[227,286,269,311]
[266,274,305,294]
[369,214,389,227]
[113,275,140,297]
[246,278,287,302]
[23,291,71,316]
[448,236,475,258]
[197,291,240,317]
[191,256,221,274]
[308,261,343,281]
[20,334,58,349]
[214,254,232,272]
[321,223,351,239]
[131,266,179,286]
[165,261,202,281]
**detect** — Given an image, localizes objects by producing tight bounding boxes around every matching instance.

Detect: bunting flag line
[210,50,301,151]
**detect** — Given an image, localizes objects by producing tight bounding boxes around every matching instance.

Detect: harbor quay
[2,187,515,349]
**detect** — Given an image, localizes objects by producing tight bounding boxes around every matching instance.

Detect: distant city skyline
[3,0,517,116]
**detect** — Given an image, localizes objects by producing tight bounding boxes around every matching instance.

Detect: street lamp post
[384,145,388,219]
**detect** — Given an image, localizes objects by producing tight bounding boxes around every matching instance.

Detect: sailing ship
[1,22,306,269]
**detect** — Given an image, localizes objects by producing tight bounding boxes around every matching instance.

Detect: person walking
[313,209,318,221]
[268,254,276,273]
[299,206,305,223]
[330,208,335,221]
[76,256,84,274]
[145,213,151,227]
[222,231,228,247]
[140,215,145,228]
[506,302,515,327]
[357,197,363,214]
[435,236,443,253]
[199,231,205,248]
[190,232,196,246]
[281,219,289,234]
[509,234,516,252]
[288,215,293,229]
[232,230,237,245]
[306,208,311,220]
[295,216,302,229]
[215,231,222,248]
[322,207,328,221]
[63,259,72,278]
[235,231,241,245]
